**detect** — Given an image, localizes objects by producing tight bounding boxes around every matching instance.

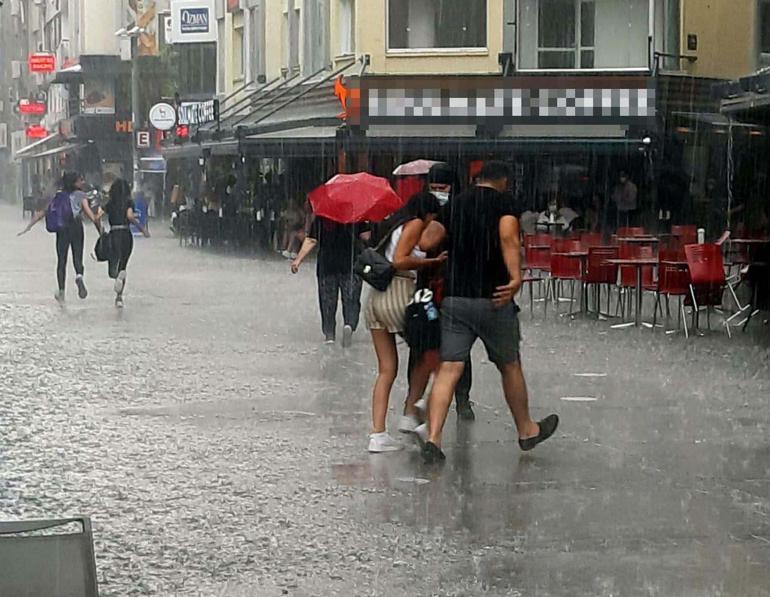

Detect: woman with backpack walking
[94,179,150,308]
[18,171,102,303]
[364,192,447,453]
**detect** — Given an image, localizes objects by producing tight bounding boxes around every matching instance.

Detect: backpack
[45,191,73,233]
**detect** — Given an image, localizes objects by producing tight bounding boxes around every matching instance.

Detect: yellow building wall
[332,0,505,75]
[682,0,756,79]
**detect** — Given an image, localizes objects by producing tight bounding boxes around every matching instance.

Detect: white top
[385,224,426,276]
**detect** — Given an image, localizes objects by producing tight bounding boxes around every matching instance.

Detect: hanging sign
[149,102,177,131]
[136,131,151,148]
[26,125,49,139]
[177,99,219,126]
[170,0,217,44]
[28,53,56,73]
[18,99,47,115]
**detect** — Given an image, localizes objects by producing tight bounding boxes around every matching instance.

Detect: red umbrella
[309,172,404,224]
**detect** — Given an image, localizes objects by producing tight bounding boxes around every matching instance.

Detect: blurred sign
[177,99,218,125]
[136,131,151,148]
[128,0,159,56]
[149,102,177,131]
[116,120,134,134]
[28,53,56,73]
[170,0,217,43]
[227,0,239,11]
[0,124,7,149]
[26,125,49,139]
[83,79,116,115]
[18,99,47,115]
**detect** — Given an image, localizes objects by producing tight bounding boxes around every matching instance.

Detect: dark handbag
[404,288,441,353]
[94,232,111,262]
[354,247,395,291]
[353,226,399,291]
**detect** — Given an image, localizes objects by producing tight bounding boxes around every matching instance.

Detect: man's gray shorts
[440,297,521,366]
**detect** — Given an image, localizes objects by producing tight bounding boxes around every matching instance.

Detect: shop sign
[170,0,217,43]
[357,76,656,127]
[28,53,56,73]
[149,103,177,131]
[18,99,47,115]
[136,131,151,148]
[26,125,49,139]
[116,120,134,134]
[177,99,218,126]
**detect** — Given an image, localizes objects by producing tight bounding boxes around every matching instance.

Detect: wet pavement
[2,204,770,596]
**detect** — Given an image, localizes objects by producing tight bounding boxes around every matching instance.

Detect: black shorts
[440,297,521,366]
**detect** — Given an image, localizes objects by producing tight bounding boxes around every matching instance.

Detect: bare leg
[370,329,398,433]
[427,361,466,446]
[404,349,439,416]
[499,359,539,439]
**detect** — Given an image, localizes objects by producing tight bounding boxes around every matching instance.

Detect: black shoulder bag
[353,231,396,291]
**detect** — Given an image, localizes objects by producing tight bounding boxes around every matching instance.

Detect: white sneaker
[281,250,292,259]
[414,423,429,443]
[414,397,427,413]
[368,432,403,453]
[115,295,124,309]
[342,324,353,348]
[114,270,126,294]
[397,414,420,434]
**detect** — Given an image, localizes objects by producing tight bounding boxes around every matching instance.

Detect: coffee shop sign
[177,100,219,126]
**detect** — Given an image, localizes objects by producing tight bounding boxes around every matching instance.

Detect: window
[233,17,245,82]
[249,2,266,82]
[519,0,650,70]
[283,0,300,74]
[388,0,487,50]
[536,0,593,68]
[761,0,770,57]
[303,0,329,75]
[339,0,355,55]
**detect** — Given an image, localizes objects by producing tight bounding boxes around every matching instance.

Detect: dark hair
[373,192,440,246]
[61,171,82,193]
[396,191,441,222]
[428,163,456,187]
[109,179,132,204]
[478,160,511,183]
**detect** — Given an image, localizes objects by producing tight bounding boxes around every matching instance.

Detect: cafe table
[605,257,659,328]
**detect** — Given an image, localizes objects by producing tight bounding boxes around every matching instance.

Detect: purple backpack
[45,191,73,233]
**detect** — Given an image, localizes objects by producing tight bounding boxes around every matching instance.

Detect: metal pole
[131,35,140,189]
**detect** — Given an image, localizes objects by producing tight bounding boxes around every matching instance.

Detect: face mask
[433,191,450,206]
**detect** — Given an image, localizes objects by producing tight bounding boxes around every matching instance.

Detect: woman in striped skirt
[365,192,447,453]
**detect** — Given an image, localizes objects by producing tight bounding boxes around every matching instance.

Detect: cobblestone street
[3,205,770,596]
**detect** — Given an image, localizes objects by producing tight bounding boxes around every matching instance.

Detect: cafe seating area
[523,226,770,338]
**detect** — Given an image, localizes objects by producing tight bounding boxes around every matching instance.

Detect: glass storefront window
[388,0,487,50]
[519,0,650,70]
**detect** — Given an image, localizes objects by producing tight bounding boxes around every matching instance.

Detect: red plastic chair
[584,246,619,316]
[580,232,603,248]
[524,234,552,273]
[549,239,583,315]
[671,225,697,245]
[684,243,727,333]
[617,227,646,237]
[523,234,552,314]
[651,250,692,336]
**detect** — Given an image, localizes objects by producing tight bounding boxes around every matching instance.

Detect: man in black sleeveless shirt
[419,161,559,463]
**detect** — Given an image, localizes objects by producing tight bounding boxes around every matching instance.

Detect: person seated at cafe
[537,198,578,232]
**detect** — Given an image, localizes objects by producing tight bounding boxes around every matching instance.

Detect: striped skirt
[365,275,416,333]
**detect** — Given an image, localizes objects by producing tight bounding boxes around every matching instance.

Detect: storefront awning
[14,134,60,159]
